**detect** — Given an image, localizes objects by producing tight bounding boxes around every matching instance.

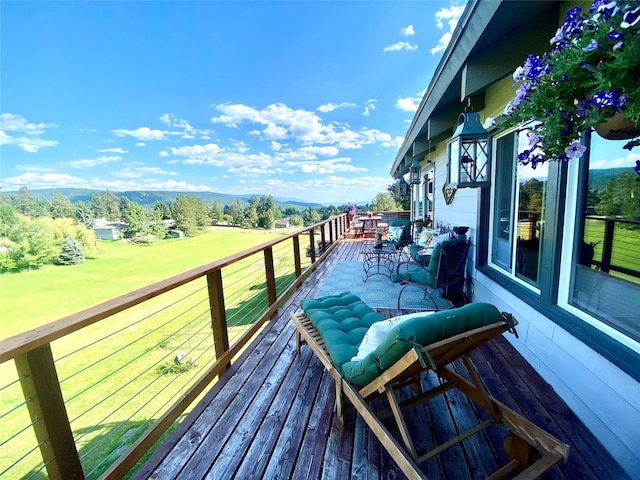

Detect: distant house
[274,219,291,229]
[167,229,185,239]
[92,220,127,240]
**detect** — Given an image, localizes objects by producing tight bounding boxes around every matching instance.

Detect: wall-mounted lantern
[447,112,490,188]
[393,177,410,198]
[409,160,421,185]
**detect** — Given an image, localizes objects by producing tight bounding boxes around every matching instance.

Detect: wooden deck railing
[584,216,640,280]
[0,214,349,480]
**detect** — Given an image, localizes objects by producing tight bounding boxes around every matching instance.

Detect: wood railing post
[206,270,229,369]
[329,219,334,244]
[601,219,615,273]
[309,228,316,263]
[293,235,301,277]
[264,247,277,310]
[15,344,84,480]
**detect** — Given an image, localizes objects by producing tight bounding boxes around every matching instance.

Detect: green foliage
[50,191,75,219]
[57,237,85,265]
[120,197,148,237]
[6,216,59,270]
[371,192,399,212]
[0,203,18,236]
[596,171,640,220]
[505,1,640,167]
[171,195,210,236]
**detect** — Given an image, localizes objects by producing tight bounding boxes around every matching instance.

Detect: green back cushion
[392,243,443,286]
[342,302,507,386]
[301,292,384,375]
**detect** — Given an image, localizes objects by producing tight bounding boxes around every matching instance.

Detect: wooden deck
[134,238,630,480]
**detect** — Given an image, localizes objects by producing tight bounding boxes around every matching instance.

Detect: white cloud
[362,99,377,117]
[383,41,418,53]
[396,89,425,113]
[431,5,466,55]
[2,172,83,187]
[211,102,391,150]
[98,147,129,154]
[0,113,58,152]
[159,113,214,139]
[400,25,415,36]
[111,166,179,178]
[112,126,165,141]
[135,142,146,147]
[317,102,356,113]
[15,164,55,172]
[67,155,122,168]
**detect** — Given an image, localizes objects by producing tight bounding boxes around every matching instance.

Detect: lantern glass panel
[448,138,459,185]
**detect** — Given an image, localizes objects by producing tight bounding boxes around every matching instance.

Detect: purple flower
[621,6,640,28]
[565,141,587,159]
[605,30,624,50]
[635,160,640,176]
[561,119,576,136]
[618,94,627,109]
[527,132,541,146]
[591,0,618,20]
[583,39,600,52]
[591,90,618,108]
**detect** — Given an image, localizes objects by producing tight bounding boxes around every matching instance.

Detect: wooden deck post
[15,344,84,480]
[206,270,229,369]
[264,247,277,311]
[309,228,316,263]
[293,235,302,277]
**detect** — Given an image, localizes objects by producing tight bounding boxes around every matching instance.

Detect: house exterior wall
[424,105,640,479]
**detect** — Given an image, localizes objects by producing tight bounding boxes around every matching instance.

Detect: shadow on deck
[134,238,629,480]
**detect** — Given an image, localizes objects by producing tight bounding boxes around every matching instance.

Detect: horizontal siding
[474,271,640,478]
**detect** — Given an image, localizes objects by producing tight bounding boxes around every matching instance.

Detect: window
[489,129,548,289]
[561,134,640,343]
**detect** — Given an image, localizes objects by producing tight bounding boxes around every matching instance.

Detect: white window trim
[487,127,542,295]
[558,152,640,354]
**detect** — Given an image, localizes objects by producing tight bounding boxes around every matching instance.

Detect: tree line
[1,187,399,272]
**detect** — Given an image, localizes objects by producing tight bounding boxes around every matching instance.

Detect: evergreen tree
[154,201,171,220]
[57,237,85,265]
[210,201,223,221]
[120,198,148,236]
[75,201,95,227]
[50,192,75,218]
[172,195,198,236]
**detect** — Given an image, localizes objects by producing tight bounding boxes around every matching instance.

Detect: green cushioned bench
[291,292,569,480]
[301,292,509,386]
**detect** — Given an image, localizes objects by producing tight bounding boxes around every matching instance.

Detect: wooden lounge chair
[290,293,569,480]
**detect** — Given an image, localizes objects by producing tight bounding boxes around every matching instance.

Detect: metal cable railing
[0,214,349,479]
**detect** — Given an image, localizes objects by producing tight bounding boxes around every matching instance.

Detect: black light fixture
[447,111,490,188]
[409,160,421,185]
[393,177,410,198]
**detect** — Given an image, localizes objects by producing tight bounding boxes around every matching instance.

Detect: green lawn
[0,227,288,339]
[0,226,303,479]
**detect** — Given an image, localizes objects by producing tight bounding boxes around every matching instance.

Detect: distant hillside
[588,167,633,191]
[0,188,324,210]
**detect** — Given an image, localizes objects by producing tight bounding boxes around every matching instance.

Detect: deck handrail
[0,213,350,480]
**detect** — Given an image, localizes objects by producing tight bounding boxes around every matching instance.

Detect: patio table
[362,244,396,281]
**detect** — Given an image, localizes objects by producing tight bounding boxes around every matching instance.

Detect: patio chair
[391,238,470,310]
[382,219,412,251]
[290,293,569,480]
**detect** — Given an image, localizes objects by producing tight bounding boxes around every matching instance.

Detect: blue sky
[0,0,467,205]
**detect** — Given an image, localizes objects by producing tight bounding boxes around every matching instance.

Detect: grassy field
[0,226,302,479]
[0,227,288,339]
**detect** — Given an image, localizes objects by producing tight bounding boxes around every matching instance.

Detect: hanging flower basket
[504,0,640,176]
[594,110,640,140]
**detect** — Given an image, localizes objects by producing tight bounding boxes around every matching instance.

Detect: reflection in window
[490,129,547,287]
[568,134,640,342]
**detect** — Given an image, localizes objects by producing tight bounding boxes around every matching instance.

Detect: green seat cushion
[392,243,443,285]
[301,291,384,374]
[342,302,509,386]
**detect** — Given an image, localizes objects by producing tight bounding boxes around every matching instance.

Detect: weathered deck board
[136,238,631,480]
